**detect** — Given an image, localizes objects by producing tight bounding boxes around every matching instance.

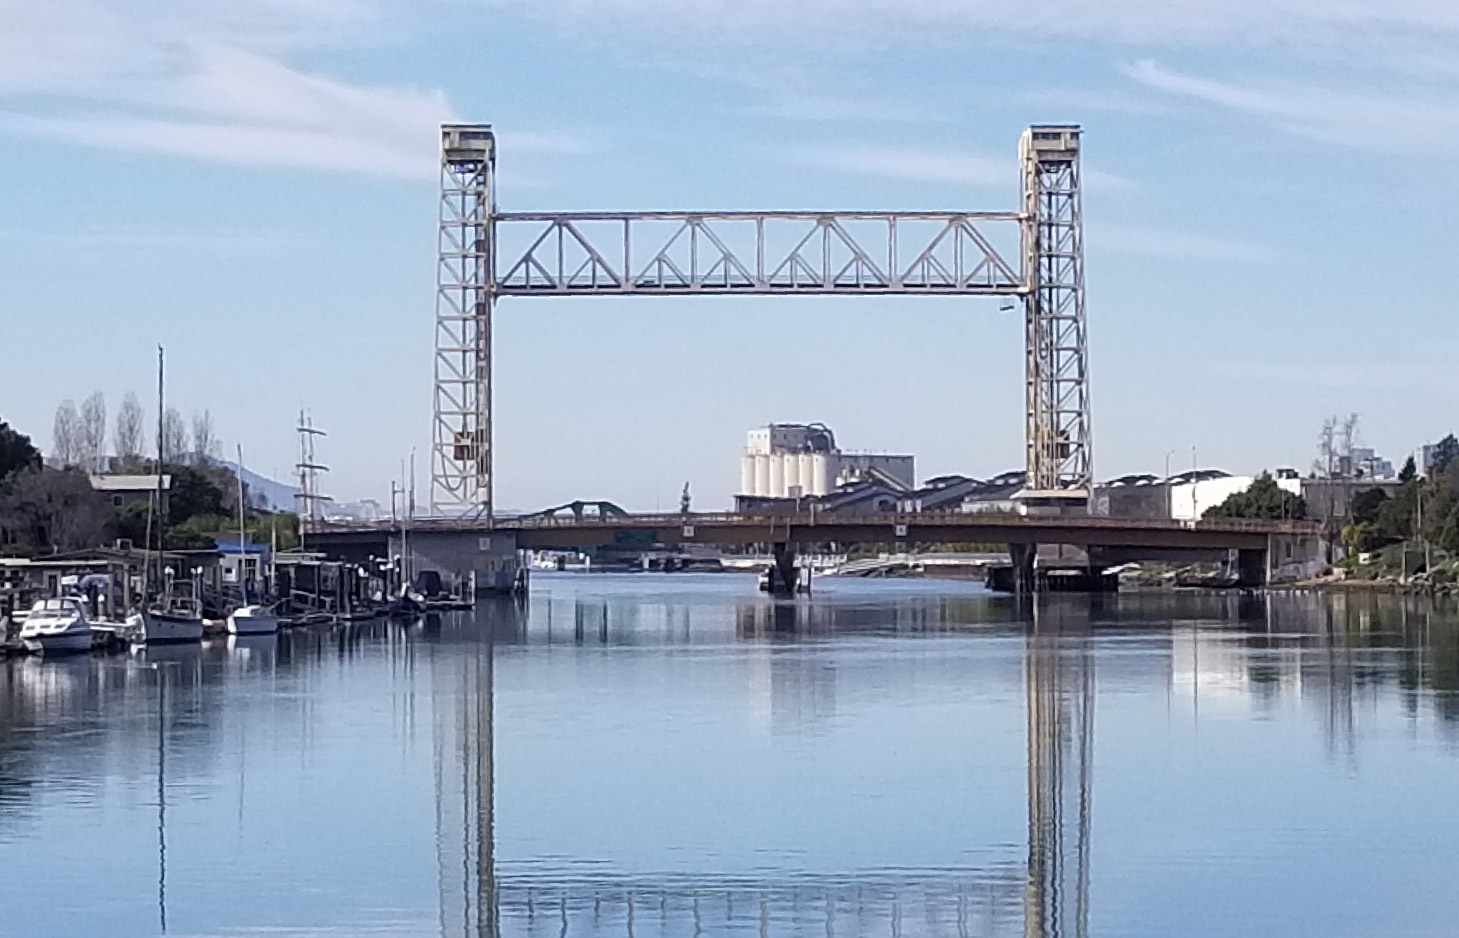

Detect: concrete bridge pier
[765,542,800,597]
[1236,548,1267,589]
[1011,543,1038,596]
[393,529,523,599]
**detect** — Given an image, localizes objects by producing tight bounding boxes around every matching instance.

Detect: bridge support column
[765,542,800,597]
[393,529,522,600]
[1011,543,1038,596]
[1236,548,1267,589]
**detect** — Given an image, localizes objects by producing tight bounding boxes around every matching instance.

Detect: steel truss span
[430,123,1092,518]
[495,211,1023,295]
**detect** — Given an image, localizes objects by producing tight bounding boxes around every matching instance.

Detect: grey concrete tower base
[392,530,522,598]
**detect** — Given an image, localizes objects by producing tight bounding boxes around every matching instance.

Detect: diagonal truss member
[431,124,1092,518]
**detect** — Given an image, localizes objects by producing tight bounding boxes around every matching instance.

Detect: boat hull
[226,613,279,635]
[136,612,204,645]
[21,629,93,654]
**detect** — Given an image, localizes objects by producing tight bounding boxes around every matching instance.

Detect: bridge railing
[501,511,1319,535]
[305,511,1320,537]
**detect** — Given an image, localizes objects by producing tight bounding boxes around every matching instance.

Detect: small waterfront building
[88,474,171,513]
[211,536,272,599]
[0,545,221,619]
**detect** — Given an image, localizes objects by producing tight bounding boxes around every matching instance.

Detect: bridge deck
[310,512,1317,552]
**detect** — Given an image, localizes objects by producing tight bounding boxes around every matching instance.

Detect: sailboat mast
[237,444,248,603]
[155,345,166,594]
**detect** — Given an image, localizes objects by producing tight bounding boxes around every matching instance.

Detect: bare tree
[1339,412,1361,477]
[1312,412,1362,563]
[1314,416,1337,479]
[51,399,81,467]
[114,392,146,467]
[190,410,220,465]
[79,391,107,473]
[161,407,188,464]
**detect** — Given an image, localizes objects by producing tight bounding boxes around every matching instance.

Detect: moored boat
[226,604,280,635]
[19,597,93,654]
[129,586,205,645]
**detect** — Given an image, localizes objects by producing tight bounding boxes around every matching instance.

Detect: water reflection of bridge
[432,598,1096,938]
[4,591,1453,934]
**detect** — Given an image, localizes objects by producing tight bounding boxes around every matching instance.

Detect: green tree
[1342,522,1384,557]
[1399,455,1418,483]
[1351,487,1389,525]
[1433,434,1459,475]
[1422,460,1459,554]
[0,419,41,481]
[165,463,226,524]
[115,501,153,549]
[1375,482,1417,543]
[1203,473,1307,521]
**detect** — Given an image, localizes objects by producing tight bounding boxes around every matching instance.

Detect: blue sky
[2,0,1457,510]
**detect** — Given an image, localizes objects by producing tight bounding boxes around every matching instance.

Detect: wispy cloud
[0,45,454,178]
[0,225,315,251]
[0,2,449,177]
[1122,58,1459,156]
[783,140,1137,198]
[746,93,946,125]
[0,1,591,178]
[784,143,1013,188]
[491,0,1459,48]
[1093,224,1267,263]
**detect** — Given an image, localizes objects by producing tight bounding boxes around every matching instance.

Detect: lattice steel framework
[433,125,495,516]
[1022,126,1092,497]
[495,211,1024,295]
[431,123,1092,517]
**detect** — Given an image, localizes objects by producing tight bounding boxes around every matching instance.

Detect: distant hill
[220,460,299,512]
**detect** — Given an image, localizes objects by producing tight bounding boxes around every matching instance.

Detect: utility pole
[1418,483,1430,574]
[1191,446,1198,520]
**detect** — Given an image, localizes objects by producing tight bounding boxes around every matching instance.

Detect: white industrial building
[1165,472,1302,521]
[739,424,915,498]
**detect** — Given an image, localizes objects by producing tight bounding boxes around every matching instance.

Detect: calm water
[3,574,1459,938]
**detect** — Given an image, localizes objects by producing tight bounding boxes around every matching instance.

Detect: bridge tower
[432,125,496,517]
[430,123,1092,517]
[1021,126,1092,501]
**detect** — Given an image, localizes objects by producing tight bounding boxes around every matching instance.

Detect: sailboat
[226,445,279,636]
[134,584,205,645]
[130,346,204,646]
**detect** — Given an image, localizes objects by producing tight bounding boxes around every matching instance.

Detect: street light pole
[1191,446,1199,520]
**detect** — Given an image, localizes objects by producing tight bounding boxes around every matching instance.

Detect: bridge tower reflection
[434,596,1094,938]
[1024,600,1094,938]
[431,611,499,938]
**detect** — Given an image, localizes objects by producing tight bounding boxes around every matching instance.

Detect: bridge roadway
[311,512,1322,592]
[312,510,1319,553]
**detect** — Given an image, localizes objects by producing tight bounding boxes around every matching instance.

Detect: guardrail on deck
[306,511,1320,537]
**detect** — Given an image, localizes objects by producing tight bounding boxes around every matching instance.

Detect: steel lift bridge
[432,124,1090,518]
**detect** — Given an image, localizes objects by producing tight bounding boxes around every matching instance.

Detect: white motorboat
[130,587,205,645]
[19,597,93,654]
[226,604,280,635]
